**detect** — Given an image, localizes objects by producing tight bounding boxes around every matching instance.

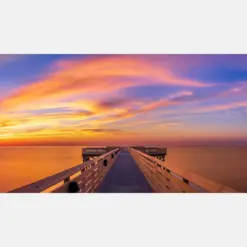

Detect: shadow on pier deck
[97,149,153,193]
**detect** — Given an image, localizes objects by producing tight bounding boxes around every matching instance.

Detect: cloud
[3,55,247,145]
[24,127,46,133]
[95,98,131,109]
[0,56,208,111]
[190,101,247,114]
[0,55,23,66]
[80,128,125,135]
[37,110,94,120]
[95,97,179,125]
[0,120,15,127]
[219,81,247,97]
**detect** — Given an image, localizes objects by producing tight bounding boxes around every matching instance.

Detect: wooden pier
[9,146,236,193]
[98,149,153,192]
[82,146,120,162]
[131,146,167,161]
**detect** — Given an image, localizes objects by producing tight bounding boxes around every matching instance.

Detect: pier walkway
[9,146,237,193]
[97,149,153,193]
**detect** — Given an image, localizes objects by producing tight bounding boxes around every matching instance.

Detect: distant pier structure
[82,146,120,162]
[131,146,167,161]
[82,146,167,162]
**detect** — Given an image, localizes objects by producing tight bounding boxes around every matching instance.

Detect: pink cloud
[191,101,247,114]
[0,56,208,111]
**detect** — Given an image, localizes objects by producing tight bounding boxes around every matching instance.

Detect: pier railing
[10,148,120,193]
[129,148,236,193]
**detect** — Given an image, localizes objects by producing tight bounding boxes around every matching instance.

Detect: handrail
[129,148,236,193]
[9,148,120,193]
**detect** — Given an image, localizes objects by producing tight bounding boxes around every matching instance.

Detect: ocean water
[0,146,247,192]
[0,146,82,192]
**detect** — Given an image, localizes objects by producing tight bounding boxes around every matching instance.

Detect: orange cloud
[0,56,207,111]
[3,56,233,145]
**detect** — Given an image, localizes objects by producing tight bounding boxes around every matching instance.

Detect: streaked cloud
[0,55,23,66]
[0,56,208,111]
[1,55,247,145]
[191,101,247,114]
[80,128,125,135]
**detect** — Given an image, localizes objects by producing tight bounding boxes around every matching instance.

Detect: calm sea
[0,146,247,192]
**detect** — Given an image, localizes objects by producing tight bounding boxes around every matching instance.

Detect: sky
[0,54,247,146]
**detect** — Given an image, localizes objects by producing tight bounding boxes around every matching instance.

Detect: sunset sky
[0,54,247,146]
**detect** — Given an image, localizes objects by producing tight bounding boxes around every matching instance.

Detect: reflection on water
[167,146,247,192]
[1,146,247,192]
[0,146,82,192]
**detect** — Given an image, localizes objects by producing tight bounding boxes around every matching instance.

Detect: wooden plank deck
[97,149,153,193]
